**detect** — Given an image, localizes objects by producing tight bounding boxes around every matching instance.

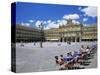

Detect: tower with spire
[67,19,73,25]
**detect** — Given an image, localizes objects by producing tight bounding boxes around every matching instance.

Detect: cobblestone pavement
[16,42,97,73]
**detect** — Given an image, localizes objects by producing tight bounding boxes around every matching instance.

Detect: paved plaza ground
[16,42,97,73]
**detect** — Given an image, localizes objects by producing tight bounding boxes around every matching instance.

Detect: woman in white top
[80,45,86,53]
[86,46,90,54]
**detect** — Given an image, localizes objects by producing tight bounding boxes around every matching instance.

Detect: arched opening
[72,37,75,42]
[76,37,80,42]
[60,37,62,42]
[68,37,71,42]
[64,37,66,42]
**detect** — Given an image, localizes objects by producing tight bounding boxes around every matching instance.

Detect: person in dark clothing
[55,56,59,64]
[55,55,64,65]
[60,55,64,61]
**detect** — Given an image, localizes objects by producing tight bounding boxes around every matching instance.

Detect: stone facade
[16,25,45,42]
[15,19,97,42]
[44,19,97,42]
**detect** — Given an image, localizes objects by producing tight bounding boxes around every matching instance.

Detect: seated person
[55,56,64,65]
[63,52,73,63]
[60,55,64,62]
[59,55,64,65]
[74,51,82,56]
[86,46,90,54]
[72,51,82,62]
[80,45,86,54]
[55,56,59,64]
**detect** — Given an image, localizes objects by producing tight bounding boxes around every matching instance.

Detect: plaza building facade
[15,19,97,43]
[44,19,97,42]
[44,28,60,42]
[82,25,97,41]
[16,25,45,42]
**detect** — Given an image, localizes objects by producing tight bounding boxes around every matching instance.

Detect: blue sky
[15,2,97,29]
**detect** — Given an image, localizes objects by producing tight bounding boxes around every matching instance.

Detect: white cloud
[47,20,52,23]
[59,20,67,25]
[81,6,97,17]
[43,21,47,24]
[63,14,80,20]
[25,23,30,27]
[35,20,48,28]
[29,20,34,23]
[48,22,59,28]
[57,20,61,23]
[44,19,68,30]
[21,22,30,27]
[44,19,80,30]
[72,20,80,24]
[35,20,42,27]
[56,19,67,26]
[21,22,25,26]
[83,18,88,22]
[58,21,63,25]
[44,21,59,30]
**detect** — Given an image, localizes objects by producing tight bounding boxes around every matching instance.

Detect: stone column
[63,37,64,42]
[75,37,77,42]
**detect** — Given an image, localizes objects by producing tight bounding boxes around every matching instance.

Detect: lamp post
[39,22,44,48]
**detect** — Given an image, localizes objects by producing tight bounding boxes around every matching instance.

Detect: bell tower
[67,19,72,25]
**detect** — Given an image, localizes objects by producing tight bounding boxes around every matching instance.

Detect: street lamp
[39,22,44,48]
